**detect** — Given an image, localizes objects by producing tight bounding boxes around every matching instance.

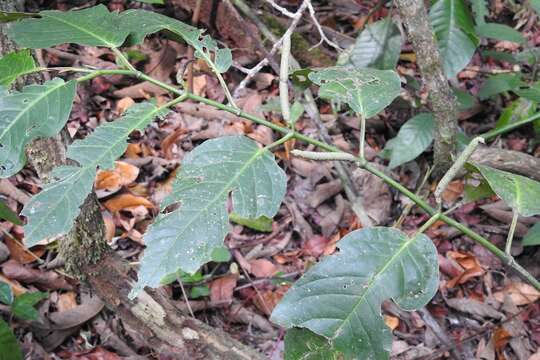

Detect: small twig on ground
[305,0,342,50]
[279,31,292,123]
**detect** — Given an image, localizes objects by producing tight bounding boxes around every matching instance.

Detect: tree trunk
[0,2,265,358]
[394,0,459,177]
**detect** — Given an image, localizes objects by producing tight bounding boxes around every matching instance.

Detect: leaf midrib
[44,11,119,47]
[0,80,67,145]
[329,233,420,345]
[24,106,162,243]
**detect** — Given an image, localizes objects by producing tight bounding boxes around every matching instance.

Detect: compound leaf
[130,136,286,298]
[0,319,22,360]
[22,103,167,246]
[383,113,435,168]
[0,50,37,86]
[351,18,402,70]
[7,4,128,48]
[271,227,439,360]
[0,78,76,178]
[474,164,540,217]
[308,67,401,118]
[429,0,478,78]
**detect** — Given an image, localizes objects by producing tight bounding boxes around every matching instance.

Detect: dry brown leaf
[441,180,464,204]
[125,143,142,158]
[57,291,78,312]
[253,285,289,316]
[446,251,484,288]
[103,194,154,213]
[248,259,277,278]
[192,75,207,97]
[1,259,72,290]
[161,128,188,160]
[446,298,504,319]
[115,97,135,114]
[302,235,330,258]
[4,235,45,264]
[102,212,116,243]
[493,327,511,359]
[494,283,540,306]
[210,274,238,303]
[96,161,139,192]
[384,315,400,331]
[530,351,540,360]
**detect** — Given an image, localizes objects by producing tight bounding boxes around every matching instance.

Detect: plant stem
[112,47,137,72]
[69,67,540,291]
[290,150,358,162]
[279,31,291,124]
[416,213,441,235]
[481,112,540,140]
[359,112,366,159]
[505,209,519,255]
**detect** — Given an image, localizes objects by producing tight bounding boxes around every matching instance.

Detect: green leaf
[119,10,232,74]
[0,11,36,23]
[0,78,76,178]
[495,98,537,130]
[7,5,128,48]
[0,319,22,360]
[482,50,520,64]
[478,73,523,100]
[429,0,478,78]
[211,247,232,262]
[515,48,540,65]
[523,222,540,246]
[464,179,495,202]
[0,50,37,86]
[471,0,488,25]
[11,291,47,321]
[383,113,435,168]
[229,212,273,232]
[350,18,402,70]
[190,285,210,299]
[453,88,475,110]
[0,200,22,225]
[284,328,338,360]
[529,0,540,15]
[22,102,167,246]
[271,227,439,360]
[474,164,540,217]
[0,281,13,305]
[514,81,540,103]
[130,136,286,298]
[475,23,526,44]
[308,66,401,118]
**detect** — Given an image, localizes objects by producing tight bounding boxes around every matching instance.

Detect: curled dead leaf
[210,274,238,303]
[446,251,484,288]
[96,161,139,192]
[494,282,540,306]
[103,194,154,213]
[247,259,277,278]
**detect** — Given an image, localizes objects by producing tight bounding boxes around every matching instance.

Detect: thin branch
[505,209,519,255]
[305,0,342,50]
[279,31,292,123]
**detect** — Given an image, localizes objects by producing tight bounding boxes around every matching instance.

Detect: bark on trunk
[394,0,459,176]
[1,2,265,358]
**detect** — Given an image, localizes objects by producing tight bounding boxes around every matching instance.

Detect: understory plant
[0,4,539,359]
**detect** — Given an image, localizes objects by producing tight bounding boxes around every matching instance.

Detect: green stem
[112,47,137,72]
[416,213,441,235]
[481,112,540,140]
[505,209,519,255]
[358,112,366,159]
[68,67,540,291]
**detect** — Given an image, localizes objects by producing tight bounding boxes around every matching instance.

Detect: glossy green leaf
[272,227,439,360]
[482,50,520,64]
[464,180,495,202]
[475,23,526,44]
[0,281,13,305]
[0,50,37,86]
[7,5,128,48]
[474,164,540,217]
[211,247,232,262]
[308,66,401,118]
[453,88,475,110]
[0,319,22,360]
[383,113,435,168]
[229,212,273,232]
[22,103,167,246]
[0,200,22,225]
[0,78,76,178]
[284,328,338,360]
[130,136,286,298]
[523,222,540,246]
[0,11,35,23]
[11,291,47,321]
[478,73,523,100]
[515,48,540,66]
[429,0,478,78]
[119,10,232,73]
[350,18,402,70]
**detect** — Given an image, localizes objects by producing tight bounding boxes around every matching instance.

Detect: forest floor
[1,0,540,359]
